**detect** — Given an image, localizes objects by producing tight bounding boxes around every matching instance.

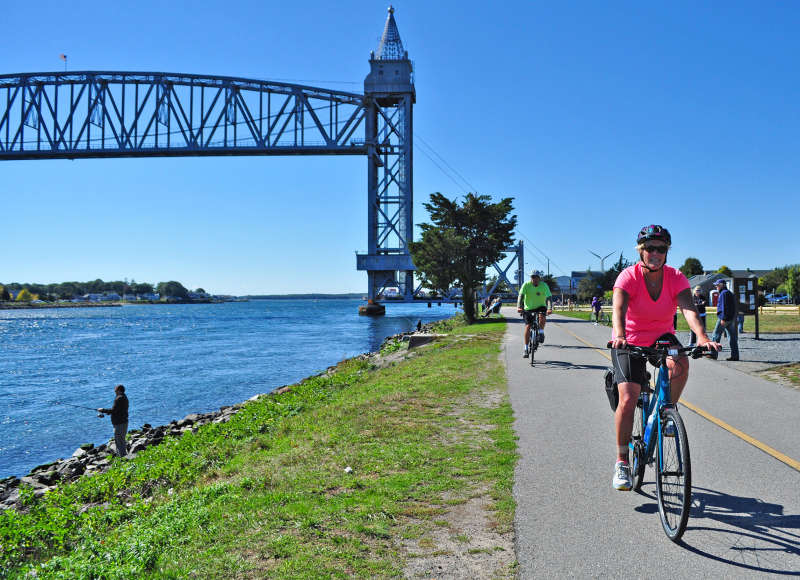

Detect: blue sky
[2,1,799,295]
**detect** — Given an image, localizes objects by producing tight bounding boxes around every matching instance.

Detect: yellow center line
[555,321,800,473]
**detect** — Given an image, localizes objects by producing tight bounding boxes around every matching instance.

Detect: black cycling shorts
[611,333,681,386]
[523,307,547,325]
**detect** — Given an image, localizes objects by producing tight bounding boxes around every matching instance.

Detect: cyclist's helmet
[637,224,671,246]
[530,270,542,277]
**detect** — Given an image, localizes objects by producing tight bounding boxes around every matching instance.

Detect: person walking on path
[711,279,739,361]
[688,285,707,346]
[591,296,603,325]
[98,384,129,457]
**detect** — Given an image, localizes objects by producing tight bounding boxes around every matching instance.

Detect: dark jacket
[693,293,706,315]
[101,393,129,425]
[717,288,736,322]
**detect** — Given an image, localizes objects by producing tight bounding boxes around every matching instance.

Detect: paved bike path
[503,309,800,578]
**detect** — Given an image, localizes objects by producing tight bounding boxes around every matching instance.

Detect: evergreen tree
[680,257,704,277]
[409,192,516,322]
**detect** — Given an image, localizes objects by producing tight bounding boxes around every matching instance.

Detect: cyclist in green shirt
[517,270,553,357]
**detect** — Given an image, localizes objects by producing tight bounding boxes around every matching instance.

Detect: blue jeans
[712,318,739,359]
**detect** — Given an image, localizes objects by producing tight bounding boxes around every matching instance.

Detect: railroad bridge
[0,7,522,307]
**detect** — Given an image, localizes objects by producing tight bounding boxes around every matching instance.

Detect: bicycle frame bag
[604,368,618,411]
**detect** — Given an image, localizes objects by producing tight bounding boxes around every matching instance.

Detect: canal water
[0,299,459,477]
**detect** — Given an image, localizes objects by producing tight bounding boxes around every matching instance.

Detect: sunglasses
[644,245,668,254]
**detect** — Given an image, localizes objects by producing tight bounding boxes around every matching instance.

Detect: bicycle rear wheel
[655,406,691,542]
[630,395,646,491]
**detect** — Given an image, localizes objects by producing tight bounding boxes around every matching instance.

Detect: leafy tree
[133,283,154,295]
[484,276,511,295]
[156,281,189,300]
[86,278,105,293]
[15,288,35,302]
[0,285,8,301]
[679,257,704,277]
[195,288,207,294]
[717,265,732,277]
[411,228,466,294]
[761,265,800,294]
[786,266,799,302]
[577,274,602,302]
[409,192,516,322]
[600,253,632,292]
[542,274,559,295]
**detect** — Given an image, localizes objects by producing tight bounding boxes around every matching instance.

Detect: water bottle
[644,408,656,442]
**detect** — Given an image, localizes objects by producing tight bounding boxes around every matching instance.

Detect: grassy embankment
[1,316,516,579]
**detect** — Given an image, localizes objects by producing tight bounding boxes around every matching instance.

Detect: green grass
[768,362,800,386]
[1,316,516,579]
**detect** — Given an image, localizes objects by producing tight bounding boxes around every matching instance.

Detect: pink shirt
[612,263,690,346]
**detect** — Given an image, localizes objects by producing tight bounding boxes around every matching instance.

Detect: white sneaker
[613,461,632,491]
[523,345,529,358]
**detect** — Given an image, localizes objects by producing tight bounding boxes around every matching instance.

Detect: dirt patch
[400,492,515,579]
[398,379,515,579]
[754,363,800,391]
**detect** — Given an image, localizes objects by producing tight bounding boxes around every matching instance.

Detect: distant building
[553,276,572,293]
[570,270,600,290]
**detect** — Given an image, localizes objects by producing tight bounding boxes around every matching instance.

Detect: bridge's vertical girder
[357,7,416,301]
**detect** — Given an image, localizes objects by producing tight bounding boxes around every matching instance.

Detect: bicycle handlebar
[606,342,718,360]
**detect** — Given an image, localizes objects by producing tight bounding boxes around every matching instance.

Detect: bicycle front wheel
[655,406,691,542]
[530,327,537,364]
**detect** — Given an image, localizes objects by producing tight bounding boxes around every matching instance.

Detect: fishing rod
[49,400,106,417]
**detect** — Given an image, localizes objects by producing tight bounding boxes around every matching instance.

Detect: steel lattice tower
[356,6,416,301]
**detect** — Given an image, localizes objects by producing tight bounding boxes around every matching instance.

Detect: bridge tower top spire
[377,5,405,60]
[365,6,414,99]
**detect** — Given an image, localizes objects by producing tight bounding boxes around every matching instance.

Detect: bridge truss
[0,71,368,159]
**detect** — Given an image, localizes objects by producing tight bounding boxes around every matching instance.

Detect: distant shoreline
[0,300,227,310]
[0,302,124,310]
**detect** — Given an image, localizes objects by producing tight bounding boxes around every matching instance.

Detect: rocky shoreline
[0,321,442,512]
[0,394,275,511]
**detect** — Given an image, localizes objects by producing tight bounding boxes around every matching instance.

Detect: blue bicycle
[606,340,715,541]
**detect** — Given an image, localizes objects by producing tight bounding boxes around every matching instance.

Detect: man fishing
[98,384,129,457]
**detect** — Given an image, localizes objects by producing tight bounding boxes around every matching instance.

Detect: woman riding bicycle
[609,225,721,490]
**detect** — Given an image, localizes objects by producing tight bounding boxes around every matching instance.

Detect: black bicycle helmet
[637,224,671,246]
